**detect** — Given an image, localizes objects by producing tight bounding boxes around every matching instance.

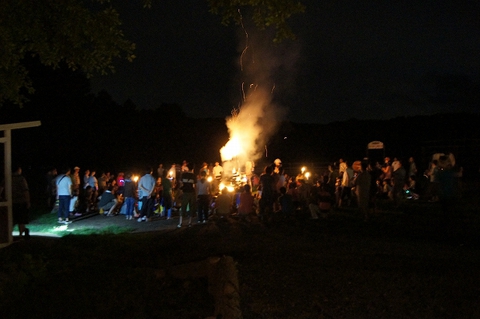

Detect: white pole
[5,129,12,245]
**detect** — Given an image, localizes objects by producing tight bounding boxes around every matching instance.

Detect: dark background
[91,0,480,124]
[1,58,479,185]
[2,1,480,197]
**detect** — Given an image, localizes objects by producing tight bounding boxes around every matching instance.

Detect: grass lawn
[1,195,480,318]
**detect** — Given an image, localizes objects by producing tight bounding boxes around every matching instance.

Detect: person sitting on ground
[97,185,117,216]
[215,188,232,219]
[404,175,419,200]
[308,184,321,220]
[286,179,301,211]
[238,184,255,221]
[379,179,393,200]
[278,186,294,219]
[318,184,333,218]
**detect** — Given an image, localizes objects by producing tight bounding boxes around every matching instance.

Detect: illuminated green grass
[22,207,134,237]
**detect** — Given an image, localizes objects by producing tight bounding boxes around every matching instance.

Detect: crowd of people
[0,150,465,242]
[233,154,462,223]
[1,153,458,240]
[43,161,227,227]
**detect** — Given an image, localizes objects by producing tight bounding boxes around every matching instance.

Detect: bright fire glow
[219,182,235,192]
[220,137,242,162]
[133,175,139,182]
[305,172,311,180]
[301,166,306,174]
[219,89,286,178]
[207,176,213,182]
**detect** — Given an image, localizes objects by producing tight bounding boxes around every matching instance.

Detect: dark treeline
[1,59,479,181]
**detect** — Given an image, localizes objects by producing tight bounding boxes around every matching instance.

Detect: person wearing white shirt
[137,168,156,222]
[212,161,223,194]
[56,167,73,224]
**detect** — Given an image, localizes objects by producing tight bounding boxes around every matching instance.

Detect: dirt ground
[1,198,480,318]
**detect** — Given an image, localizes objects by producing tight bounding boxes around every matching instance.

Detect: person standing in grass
[88,170,99,203]
[0,165,31,239]
[161,169,173,219]
[69,166,81,216]
[238,184,255,221]
[56,167,73,224]
[83,169,90,189]
[196,170,211,223]
[437,156,457,218]
[259,165,275,221]
[354,161,372,221]
[137,167,156,222]
[177,162,196,228]
[123,172,137,220]
[392,160,406,208]
[278,186,294,219]
[338,161,354,208]
[212,161,224,194]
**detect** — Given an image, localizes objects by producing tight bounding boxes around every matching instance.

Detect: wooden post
[0,121,41,248]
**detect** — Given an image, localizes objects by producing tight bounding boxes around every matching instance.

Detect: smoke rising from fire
[220,87,285,167]
[220,23,297,173]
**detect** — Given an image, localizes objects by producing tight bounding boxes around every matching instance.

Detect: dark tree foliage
[0,0,304,108]
[0,0,135,106]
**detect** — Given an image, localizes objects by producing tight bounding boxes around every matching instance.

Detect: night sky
[91,0,480,124]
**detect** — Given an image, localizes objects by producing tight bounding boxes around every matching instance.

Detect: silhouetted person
[0,166,31,239]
